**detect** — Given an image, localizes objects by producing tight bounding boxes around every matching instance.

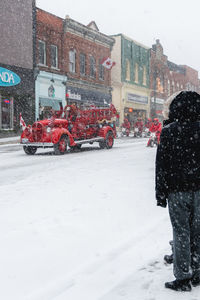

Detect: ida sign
[0,67,21,87]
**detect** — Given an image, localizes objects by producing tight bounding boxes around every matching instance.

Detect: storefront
[35,71,67,120]
[151,97,165,121]
[0,64,34,135]
[124,92,149,125]
[66,85,112,107]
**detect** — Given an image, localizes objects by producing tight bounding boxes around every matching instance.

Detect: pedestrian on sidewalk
[156,91,200,292]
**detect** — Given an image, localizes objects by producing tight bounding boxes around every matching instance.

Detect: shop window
[99,59,104,80]
[38,40,46,65]
[51,45,58,68]
[134,63,138,83]
[125,59,130,81]
[80,53,86,76]
[69,49,76,73]
[90,56,96,78]
[0,97,13,129]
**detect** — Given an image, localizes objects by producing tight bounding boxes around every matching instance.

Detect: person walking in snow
[156,91,200,292]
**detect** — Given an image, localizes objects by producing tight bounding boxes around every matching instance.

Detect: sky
[36,0,200,76]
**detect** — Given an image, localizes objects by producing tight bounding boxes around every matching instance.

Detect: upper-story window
[125,59,130,81]
[143,66,147,86]
[69,49,76,73]
[80,53,86,76]
[51,45,58,68]
[90,56,96,78]
[38,40,46,65]
[99,59,104,80]
[172,81,174,93]
[167,80,170,96]
[134,63,139,83]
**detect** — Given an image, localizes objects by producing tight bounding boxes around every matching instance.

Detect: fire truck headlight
[46,127,51,133]
[21,138,29,144]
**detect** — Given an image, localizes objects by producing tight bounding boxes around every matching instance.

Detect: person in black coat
[156,91,200,291]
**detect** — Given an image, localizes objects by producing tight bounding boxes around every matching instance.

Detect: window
[172,81,174,93]
[134,63,138,83]
[69,49,76,73]
[156,77,163,93]
[125,59,130,81]
[168,80,170,96]
[38,40,46,65]
[90,56,96,78]
[80,53,86,75]
[143,66,147,85]
[99,59,104,80]
[51,45,58,68]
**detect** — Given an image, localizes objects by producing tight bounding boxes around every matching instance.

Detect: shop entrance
[0,96,13,129]
[124,108,146,127]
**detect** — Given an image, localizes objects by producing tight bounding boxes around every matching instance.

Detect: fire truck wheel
[105,131,114,149]
[54,135,68,155]
[23,146,37,155]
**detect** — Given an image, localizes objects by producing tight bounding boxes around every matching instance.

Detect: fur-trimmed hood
[163,91,200,122]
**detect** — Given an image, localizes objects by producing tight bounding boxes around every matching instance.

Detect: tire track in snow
[25,215,171,300]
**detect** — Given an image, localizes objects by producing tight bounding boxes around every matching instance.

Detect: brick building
[150,39,200,119]
[35,9,114,120]
[35,8,67,120]
[63,17,115,107]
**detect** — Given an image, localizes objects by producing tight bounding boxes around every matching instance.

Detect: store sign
[0,67,21,86]
[67,89,81,101]
[127,93,148,104]
[151,97,164,104]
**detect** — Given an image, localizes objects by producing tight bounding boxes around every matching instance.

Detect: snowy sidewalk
[0,136,20,145]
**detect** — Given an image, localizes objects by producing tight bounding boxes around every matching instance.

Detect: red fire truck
[20,104,119,155]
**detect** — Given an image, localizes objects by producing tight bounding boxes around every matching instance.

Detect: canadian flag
[20,113,26,130]
[101,57,116,70]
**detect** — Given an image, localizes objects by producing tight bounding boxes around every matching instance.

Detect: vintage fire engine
[20,104,119,155]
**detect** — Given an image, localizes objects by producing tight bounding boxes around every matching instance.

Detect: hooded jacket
[156,91,200,207]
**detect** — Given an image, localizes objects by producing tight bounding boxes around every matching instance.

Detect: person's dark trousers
[168,190,200,280]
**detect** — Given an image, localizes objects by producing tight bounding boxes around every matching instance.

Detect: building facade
[0,0,35,135]
[63,17,115,107]
[111,34,150,126]
[35,8,67,120]
[35,10,114,120]
[150,39,200,120]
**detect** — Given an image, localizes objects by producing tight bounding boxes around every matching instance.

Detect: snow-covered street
[0,138,199,300]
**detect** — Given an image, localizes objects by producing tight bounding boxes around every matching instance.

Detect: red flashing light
[3,99,10,104]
